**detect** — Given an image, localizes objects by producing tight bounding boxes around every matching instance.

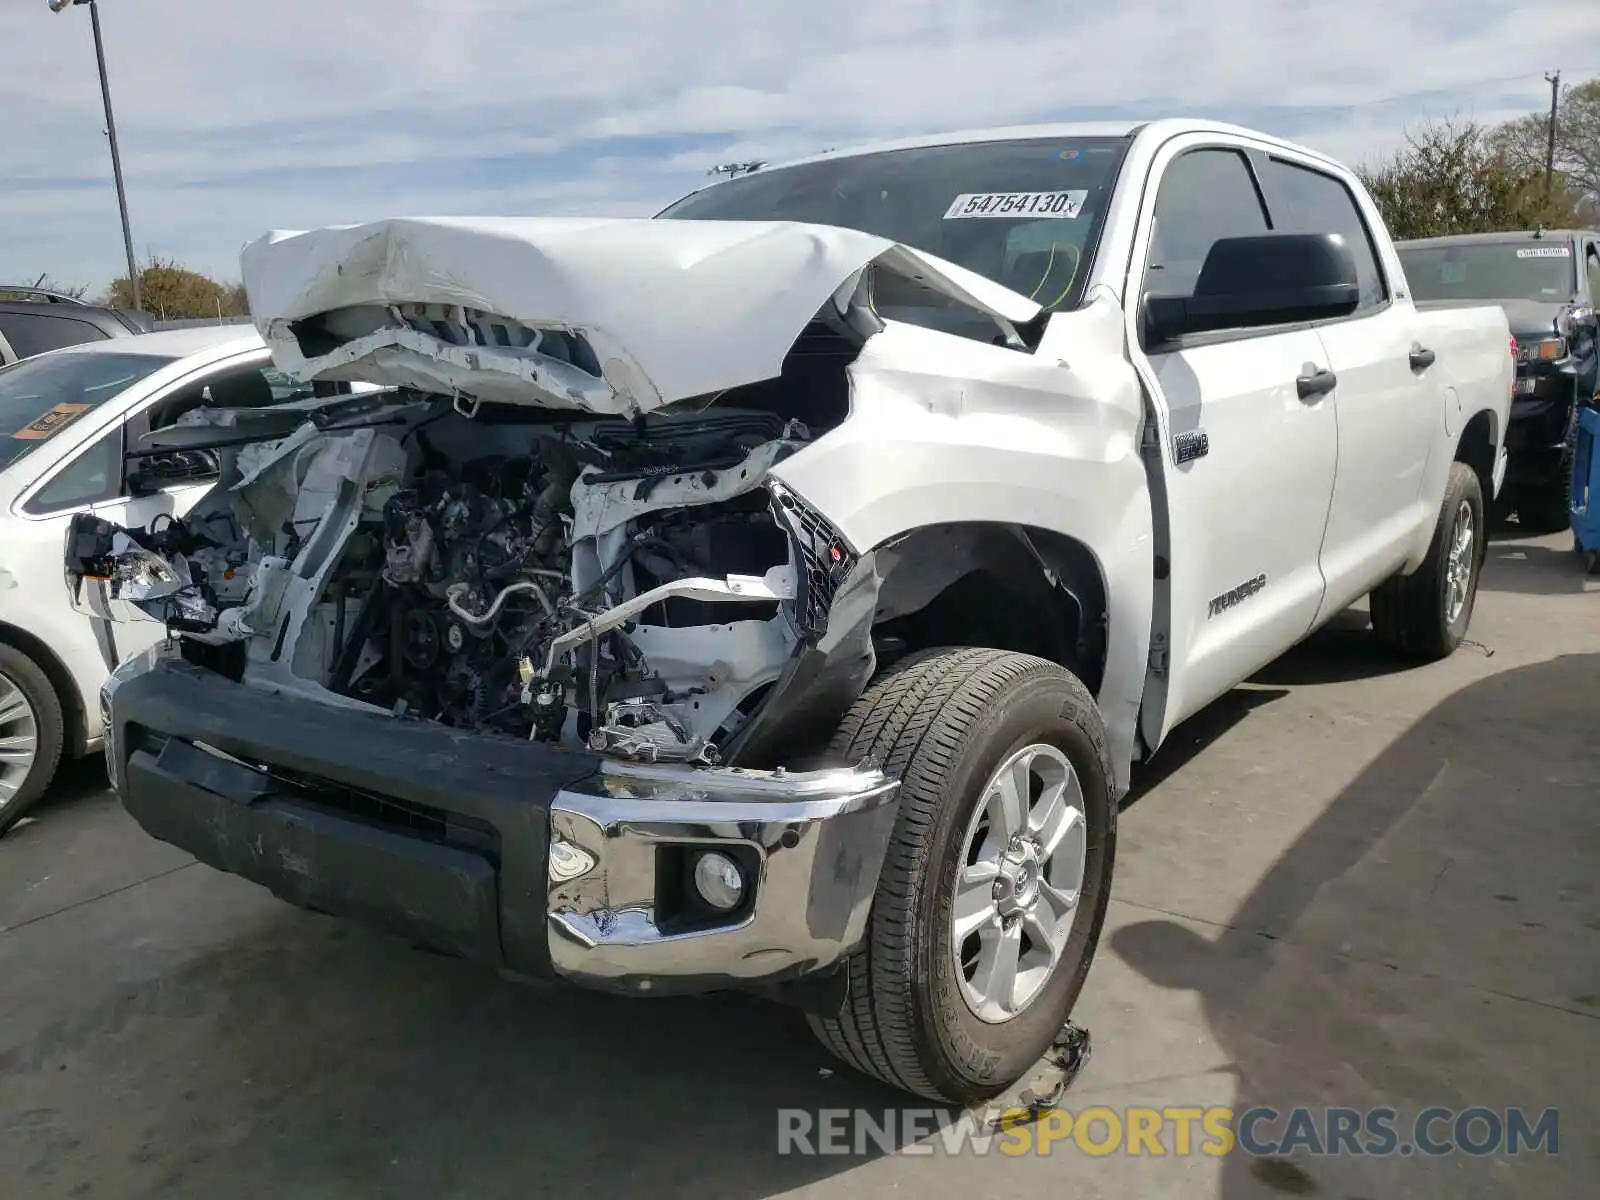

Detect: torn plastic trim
[722,549,881,768]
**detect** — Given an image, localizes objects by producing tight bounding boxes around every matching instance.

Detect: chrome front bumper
[105,648,901,995]
[547,760,900,994]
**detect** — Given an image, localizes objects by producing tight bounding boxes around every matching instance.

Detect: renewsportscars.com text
[777,1105,1560,1158]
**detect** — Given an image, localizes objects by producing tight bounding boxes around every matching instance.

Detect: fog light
[692,852,745,911]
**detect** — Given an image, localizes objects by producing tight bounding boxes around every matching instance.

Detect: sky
[3,0,1598,297]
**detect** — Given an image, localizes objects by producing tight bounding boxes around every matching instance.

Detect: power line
[1293,67,1597,116]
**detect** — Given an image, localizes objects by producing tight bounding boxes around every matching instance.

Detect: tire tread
[809,647,1111,1101]
[1371,461,1483,661]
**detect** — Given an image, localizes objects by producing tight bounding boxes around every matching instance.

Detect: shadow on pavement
[1123,685,1289,812]
[1247,609,1427,688]
[1112,653,1600,1198]
[0,899,908,1198]
[1481,540,1595,597]
[0,755,111,844]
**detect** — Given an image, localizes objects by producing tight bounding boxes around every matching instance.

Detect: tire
[1370,461,1484,661]
[1516,469,1574,534]
[1516,404,1580,534]
[807,647,1116,1104]
[0,644,66,837]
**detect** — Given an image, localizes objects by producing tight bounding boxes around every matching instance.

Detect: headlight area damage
[65,216,1045,771]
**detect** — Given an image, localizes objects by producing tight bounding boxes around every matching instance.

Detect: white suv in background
[0,327,367,832]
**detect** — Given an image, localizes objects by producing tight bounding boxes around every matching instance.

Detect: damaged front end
[67,213,1068,997]
[70,383,900,997]
[72,215,1044,771]
[66,389,867,770]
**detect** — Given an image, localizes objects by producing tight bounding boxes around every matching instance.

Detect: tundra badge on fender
[1208,574,1267,618]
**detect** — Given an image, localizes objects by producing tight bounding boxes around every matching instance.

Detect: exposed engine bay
[72,388,854,766]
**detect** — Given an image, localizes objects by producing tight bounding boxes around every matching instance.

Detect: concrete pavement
[1,527,1596,1198]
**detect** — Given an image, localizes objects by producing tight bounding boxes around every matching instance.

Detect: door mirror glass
[1144,232,1361,343]
[126,447,220,495]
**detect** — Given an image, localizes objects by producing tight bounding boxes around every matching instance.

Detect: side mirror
[127,448,220,495]
[1144,232,1362,345]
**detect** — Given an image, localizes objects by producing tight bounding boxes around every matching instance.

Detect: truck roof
[694,117,1354,191]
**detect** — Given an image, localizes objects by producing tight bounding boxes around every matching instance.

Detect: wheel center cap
[994,845,1041,916]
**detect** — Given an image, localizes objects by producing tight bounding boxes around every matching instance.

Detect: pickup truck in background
[1396,229,1600,531]
[66,119,1513,1105]
[0,287,153,365]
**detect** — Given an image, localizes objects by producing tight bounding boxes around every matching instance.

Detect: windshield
[1,350,172,470]
[1399,241,1577,302]
[658,136,1131,313]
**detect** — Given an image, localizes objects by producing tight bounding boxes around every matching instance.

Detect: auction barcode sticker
[1516,246,1570,258]
[944,190,1087,219]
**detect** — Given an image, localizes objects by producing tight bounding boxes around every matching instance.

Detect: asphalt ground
[2,525,1595,1199]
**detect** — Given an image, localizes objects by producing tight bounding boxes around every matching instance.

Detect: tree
[0,275,89,301]
[1488,75,1600,220]
[1358,118,1582,240]
[105,257,251,320]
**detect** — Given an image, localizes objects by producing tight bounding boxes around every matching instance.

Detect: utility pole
[1543,69,1561,204]
[48,0,141,312]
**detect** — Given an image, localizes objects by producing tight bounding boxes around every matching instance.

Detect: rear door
[1126,139,1339,744]
[1253,152,1441,617]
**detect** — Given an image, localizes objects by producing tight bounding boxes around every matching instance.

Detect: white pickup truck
[65,119,1512,1105]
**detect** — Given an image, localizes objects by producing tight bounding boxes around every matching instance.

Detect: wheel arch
[870,522,1110,696]
[0,620,87,757]
[1454,407,1499,514]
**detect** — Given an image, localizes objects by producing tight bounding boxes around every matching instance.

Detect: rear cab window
[1256,156,1388,310]
[0,350,173,472]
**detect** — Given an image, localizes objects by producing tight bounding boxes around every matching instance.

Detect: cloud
[2,0,1596,293]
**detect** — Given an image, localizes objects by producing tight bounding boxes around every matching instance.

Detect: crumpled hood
[1415,296,1572,340]
[241,216,1042,417]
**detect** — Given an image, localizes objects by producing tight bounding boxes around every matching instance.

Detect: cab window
[1142,148,1271,299]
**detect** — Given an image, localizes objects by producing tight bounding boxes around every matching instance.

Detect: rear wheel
[0,645,65,836]
[1370,461,1484,661]
[807,647,1116,1104]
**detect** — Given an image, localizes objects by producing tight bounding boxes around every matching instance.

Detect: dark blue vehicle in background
[1397,230,1600,532]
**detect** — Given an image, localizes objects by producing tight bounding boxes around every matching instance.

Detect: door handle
[1296,369,1338,399]
[1409,346,1437,371]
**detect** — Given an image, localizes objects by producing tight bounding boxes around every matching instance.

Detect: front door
[1126,141,1339,745]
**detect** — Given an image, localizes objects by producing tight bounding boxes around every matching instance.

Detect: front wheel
[0,645,66,837]
[808,648,1116,1104]
[1370,461,1484,660]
